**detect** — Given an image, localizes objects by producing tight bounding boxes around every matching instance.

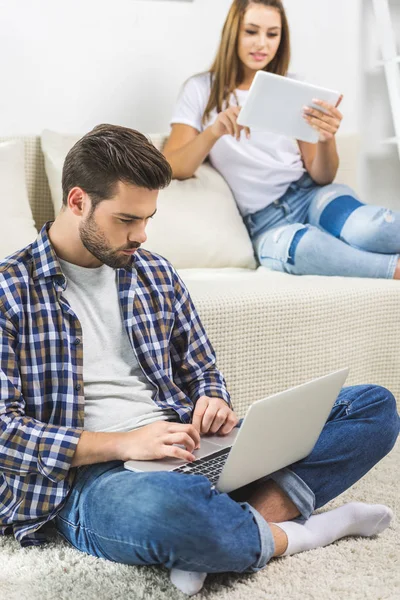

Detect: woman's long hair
[203,0,291,124]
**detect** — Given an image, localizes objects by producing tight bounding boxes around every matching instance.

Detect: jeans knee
[136,472,216,523]
[363,385,399,456]
[256,223,309,268]
[379,386,399,451]
[308,185,363,237]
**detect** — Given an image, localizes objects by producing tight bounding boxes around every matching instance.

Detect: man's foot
[274,502,393,556]
[170,569,208,596]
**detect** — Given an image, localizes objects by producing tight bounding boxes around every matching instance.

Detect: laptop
[237,70,341,143]
[124,368,349,493]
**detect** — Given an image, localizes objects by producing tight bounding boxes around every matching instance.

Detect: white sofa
[1,132,399,413]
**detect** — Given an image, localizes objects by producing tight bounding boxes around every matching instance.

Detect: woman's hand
[303,95,343,143]
[209,105,251,141]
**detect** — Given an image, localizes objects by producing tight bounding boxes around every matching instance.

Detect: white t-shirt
[58,258,179,433]
[170,71,305,217]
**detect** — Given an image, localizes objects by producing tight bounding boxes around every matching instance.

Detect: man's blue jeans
[243,173,400,278]
[54,385,399,574]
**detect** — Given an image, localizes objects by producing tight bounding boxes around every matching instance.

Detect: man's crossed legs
[54,385,399,595]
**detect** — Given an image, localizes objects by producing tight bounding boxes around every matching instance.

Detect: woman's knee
[255,222,311,272]
[307,183,363,237]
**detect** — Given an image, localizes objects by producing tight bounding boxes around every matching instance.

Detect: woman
[164,0,400,280]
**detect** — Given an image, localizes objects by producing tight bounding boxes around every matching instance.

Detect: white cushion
[41,130,80,214]
[143,164,256,268]
[40,129,257,269]
[335,134,361,193]
[0,141,38,259]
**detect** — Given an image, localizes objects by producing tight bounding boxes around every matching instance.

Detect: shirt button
[73,338,81,346]
[75,384,81,392]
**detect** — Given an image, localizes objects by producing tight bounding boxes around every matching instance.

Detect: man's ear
[67,187,88,217]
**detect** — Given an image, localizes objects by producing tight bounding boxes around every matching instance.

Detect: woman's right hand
[118,421,201,463]
[209,105,251,141]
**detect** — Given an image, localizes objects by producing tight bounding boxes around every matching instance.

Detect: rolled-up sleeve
[169,269,232,408]
[170,75,208,133]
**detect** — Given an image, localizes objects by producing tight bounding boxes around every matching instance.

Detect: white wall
[359,0,400,209]
[1,0,361,136]
[3,0,397,207]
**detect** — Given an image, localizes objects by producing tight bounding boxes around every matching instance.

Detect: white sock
[170,569,208,596]
[274,502,393,556]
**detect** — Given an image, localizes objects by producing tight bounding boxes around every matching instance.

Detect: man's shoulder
[0,246,35,312]
[134,248,179,281]
[0,246,34,287]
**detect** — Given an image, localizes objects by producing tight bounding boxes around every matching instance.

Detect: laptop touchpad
[194,428,239,458]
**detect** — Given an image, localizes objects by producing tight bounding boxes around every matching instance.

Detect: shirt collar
[31,222,65,284]
[31,221,134,288]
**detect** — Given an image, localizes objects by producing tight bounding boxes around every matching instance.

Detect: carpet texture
[1,440,398,600]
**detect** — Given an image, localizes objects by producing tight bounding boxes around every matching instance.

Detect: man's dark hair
[61,124,172,208]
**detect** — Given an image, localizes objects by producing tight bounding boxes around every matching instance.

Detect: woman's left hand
[303,95,343,143]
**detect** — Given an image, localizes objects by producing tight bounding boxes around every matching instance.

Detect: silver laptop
[124,368,349,493]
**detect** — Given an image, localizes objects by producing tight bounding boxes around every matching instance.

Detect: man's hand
[191,396,239,438]
[117,421,201,463]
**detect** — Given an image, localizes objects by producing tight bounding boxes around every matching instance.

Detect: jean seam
[79,526,233,571]
[387,254,399,279]
[177,555,234,571]
[244,503,275,571]
[56,514,80,530]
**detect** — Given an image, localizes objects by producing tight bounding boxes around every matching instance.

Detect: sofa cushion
[143,164,256,268]
[40,129,257,269]
[41,130,80,215]
[0,140,38,259]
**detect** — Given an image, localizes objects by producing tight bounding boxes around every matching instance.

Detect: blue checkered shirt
[0,223,231,547]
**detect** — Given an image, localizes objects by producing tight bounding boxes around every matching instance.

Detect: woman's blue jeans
[243,173,400,278]
[54,385,399,574]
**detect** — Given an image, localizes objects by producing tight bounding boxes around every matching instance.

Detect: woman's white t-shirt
[170,71,305,217]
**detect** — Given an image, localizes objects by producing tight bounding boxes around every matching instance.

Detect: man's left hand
[191,396,239,442]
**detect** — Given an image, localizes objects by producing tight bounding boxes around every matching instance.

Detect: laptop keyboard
[172,446,231,485]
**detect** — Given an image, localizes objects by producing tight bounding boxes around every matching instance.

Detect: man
[0,124,398,596]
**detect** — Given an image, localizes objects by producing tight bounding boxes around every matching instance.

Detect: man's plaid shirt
[0,223,231,547]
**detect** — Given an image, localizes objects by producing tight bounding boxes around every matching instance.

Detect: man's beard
[79,210,139,269]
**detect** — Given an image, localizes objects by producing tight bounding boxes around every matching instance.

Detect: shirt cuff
[38,424,82,483]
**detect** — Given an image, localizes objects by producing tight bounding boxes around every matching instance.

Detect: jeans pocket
[293,172,315,191]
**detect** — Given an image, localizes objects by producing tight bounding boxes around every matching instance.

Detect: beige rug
[1,440,398,600]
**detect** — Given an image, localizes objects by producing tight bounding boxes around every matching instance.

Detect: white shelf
[376,56,400,67]
[372,0,400,162]
[382,137,400,144]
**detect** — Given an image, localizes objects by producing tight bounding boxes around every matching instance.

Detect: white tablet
[237,71,341,143]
